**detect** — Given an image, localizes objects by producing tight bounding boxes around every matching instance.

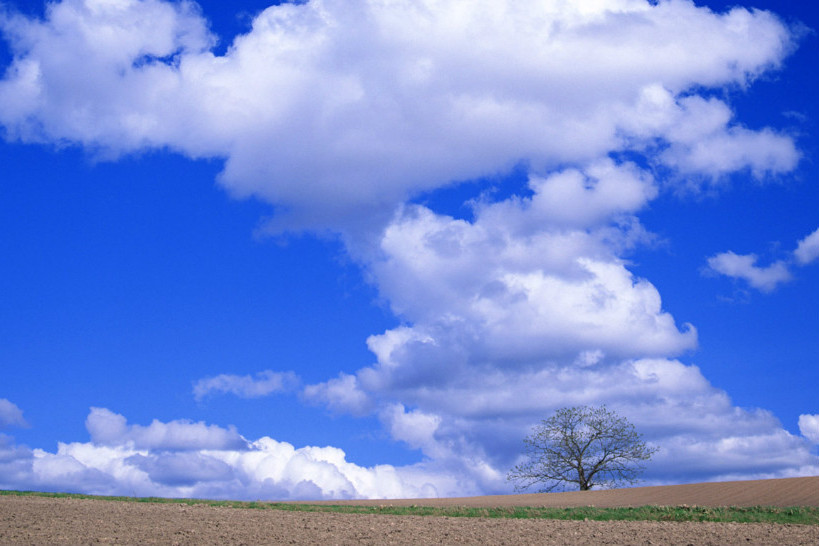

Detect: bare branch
[507,406,658,492]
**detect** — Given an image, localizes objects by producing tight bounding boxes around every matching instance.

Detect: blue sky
[0,0,817,499]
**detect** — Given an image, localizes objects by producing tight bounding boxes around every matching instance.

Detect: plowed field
[2,477,818,545]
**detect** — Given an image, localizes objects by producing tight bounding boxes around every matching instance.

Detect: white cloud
[478,159,658,230]
[364,173,696,366]
[0,398,28,428]
[795,227,819,265]
[799,415,819,445]
[125,452,238,487]
[0,395,815,500]
[310,356,819,490]
[193,370,299,401]
[705,226,819,292]
[705,251,792,292]
[380,404,441,453]
[0,0,799,232]
[0,408,463,499]
[302,373,373,417]
[85,407,248,451]
[655,94,798,182]
[303,184,818,491]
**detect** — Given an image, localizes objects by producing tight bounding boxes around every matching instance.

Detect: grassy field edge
[2,489,818,525]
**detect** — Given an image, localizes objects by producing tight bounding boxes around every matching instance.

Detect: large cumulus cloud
[0,0,798,232]
[304,169,819,491]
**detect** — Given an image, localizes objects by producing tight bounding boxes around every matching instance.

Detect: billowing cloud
[705,252,792,293]
[364,165,695,367]
[795,228,819,265]
[303,178,818,491]
[85,407,249,451]
[310,356,819,490]
[0,0,799,232]
[799,415,819,445]
[0,408,462,499]
[0,401,811,500]
[0,398,28,429]
[193,370,299,401]
[303,373,373,417]
[1,365,817,500]
[655,94,798,182]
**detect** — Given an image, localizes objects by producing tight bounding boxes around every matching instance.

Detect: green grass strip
[2,489,818,525]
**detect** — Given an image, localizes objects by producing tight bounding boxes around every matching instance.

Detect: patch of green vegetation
[2,490,817,525]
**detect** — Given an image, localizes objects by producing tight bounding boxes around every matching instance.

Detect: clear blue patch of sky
[631,176,819,434]
[194,0,286,55]
[627,0,819,434]
[411,162,533,222]
[0,141,413,464]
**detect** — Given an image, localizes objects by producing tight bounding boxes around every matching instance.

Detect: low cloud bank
[0,398,816,500]
[0,407,461,500]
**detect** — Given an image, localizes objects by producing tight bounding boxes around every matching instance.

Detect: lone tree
[507,405,657,492]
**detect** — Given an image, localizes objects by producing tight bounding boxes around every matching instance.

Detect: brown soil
[1,477,818,545]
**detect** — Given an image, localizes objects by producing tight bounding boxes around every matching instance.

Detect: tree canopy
[507,405,658,492]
